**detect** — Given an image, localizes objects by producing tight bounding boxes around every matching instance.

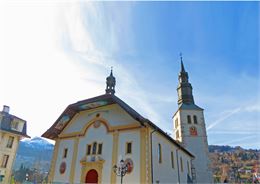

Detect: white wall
[53,139,74,183]
[152,132,192,183]
[173,111,182,142]
[116,131,140,183]
[63,104,138,134]
[174,109,213,183]
[53,103,143,184]
[73,123,113,183]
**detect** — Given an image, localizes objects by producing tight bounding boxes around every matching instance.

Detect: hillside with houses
[209,145,260,183]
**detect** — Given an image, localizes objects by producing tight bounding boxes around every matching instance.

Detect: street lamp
[113,159,128,184]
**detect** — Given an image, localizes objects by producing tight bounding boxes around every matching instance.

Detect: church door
[85,169,98,184]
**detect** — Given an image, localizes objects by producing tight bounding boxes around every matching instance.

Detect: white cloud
[0,1,162,139]
[0,1,101,138]
[244,104,260,112]
[59,2,163,125]
[206,107,241,131]
[223,135,259,145]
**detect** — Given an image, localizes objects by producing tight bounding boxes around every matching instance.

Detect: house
[0,106,30,183]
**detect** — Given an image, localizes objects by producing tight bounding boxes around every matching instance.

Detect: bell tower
[173,54,213,183]
[105,67,116,95]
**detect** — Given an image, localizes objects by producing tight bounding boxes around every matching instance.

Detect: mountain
[209,145,237,153]
[13,137,54,172]
[209,145,259,153]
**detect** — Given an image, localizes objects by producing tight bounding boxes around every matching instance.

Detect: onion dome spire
[106,67,116,95]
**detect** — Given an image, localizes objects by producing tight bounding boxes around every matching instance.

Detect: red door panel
[85,169,98,184]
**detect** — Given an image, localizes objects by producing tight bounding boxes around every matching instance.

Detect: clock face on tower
[190,126,198,136]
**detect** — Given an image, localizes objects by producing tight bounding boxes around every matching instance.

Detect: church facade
[43,59,212,183]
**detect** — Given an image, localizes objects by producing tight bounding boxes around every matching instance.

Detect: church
[42,57,213,183]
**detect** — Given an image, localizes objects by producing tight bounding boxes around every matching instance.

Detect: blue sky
[1,2,259,148]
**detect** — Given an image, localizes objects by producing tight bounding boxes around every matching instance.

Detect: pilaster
[110,131,119,183]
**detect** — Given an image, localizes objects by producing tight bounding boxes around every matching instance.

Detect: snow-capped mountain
[13,137,54,172]
[21,136,54,150]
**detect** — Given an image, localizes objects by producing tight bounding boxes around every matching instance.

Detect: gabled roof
[42,94,194,157]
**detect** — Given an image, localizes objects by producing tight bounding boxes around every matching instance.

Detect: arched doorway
[85,169,98,184]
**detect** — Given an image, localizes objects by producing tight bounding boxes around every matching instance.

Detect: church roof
[42,94,194,158]
[173,103,204,117]
[179,103,203,110]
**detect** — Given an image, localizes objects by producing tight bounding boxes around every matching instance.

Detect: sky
[1,1,259,149]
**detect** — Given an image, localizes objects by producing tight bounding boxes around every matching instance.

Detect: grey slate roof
[179,103,204,111]
[0,111,30,138]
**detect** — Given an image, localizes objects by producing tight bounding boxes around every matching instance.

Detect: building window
[6,136,14,148]
[158,144,162,163]
[1,155,9,168]
[187,161,190,176]
[193,115,198,124]
[92,142,97,154]
[187,115,191,124]
[126,142,132,154]
[175,118,178,128]
[11,121,19,130]
[171,151,175,169]
[98,143,103,155]
[87,142,103,155]
[176,130,179,139]
[87,145,91,155]
[180,157,183,172]
[63,148,68,158]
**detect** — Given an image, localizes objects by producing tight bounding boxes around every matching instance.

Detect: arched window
[171,151,174,169]
[63,148,68,158]
[158,144,162,163]
[193,115,198,124]
[98,143,103,155]
[87,145,91,155]
[126,142,132,154]
[187,115,191,124]
[176,130,180,139]
[175,118,178,128]
[187,161,190,176]
[92,142,97,154]
[180,157,183,172]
